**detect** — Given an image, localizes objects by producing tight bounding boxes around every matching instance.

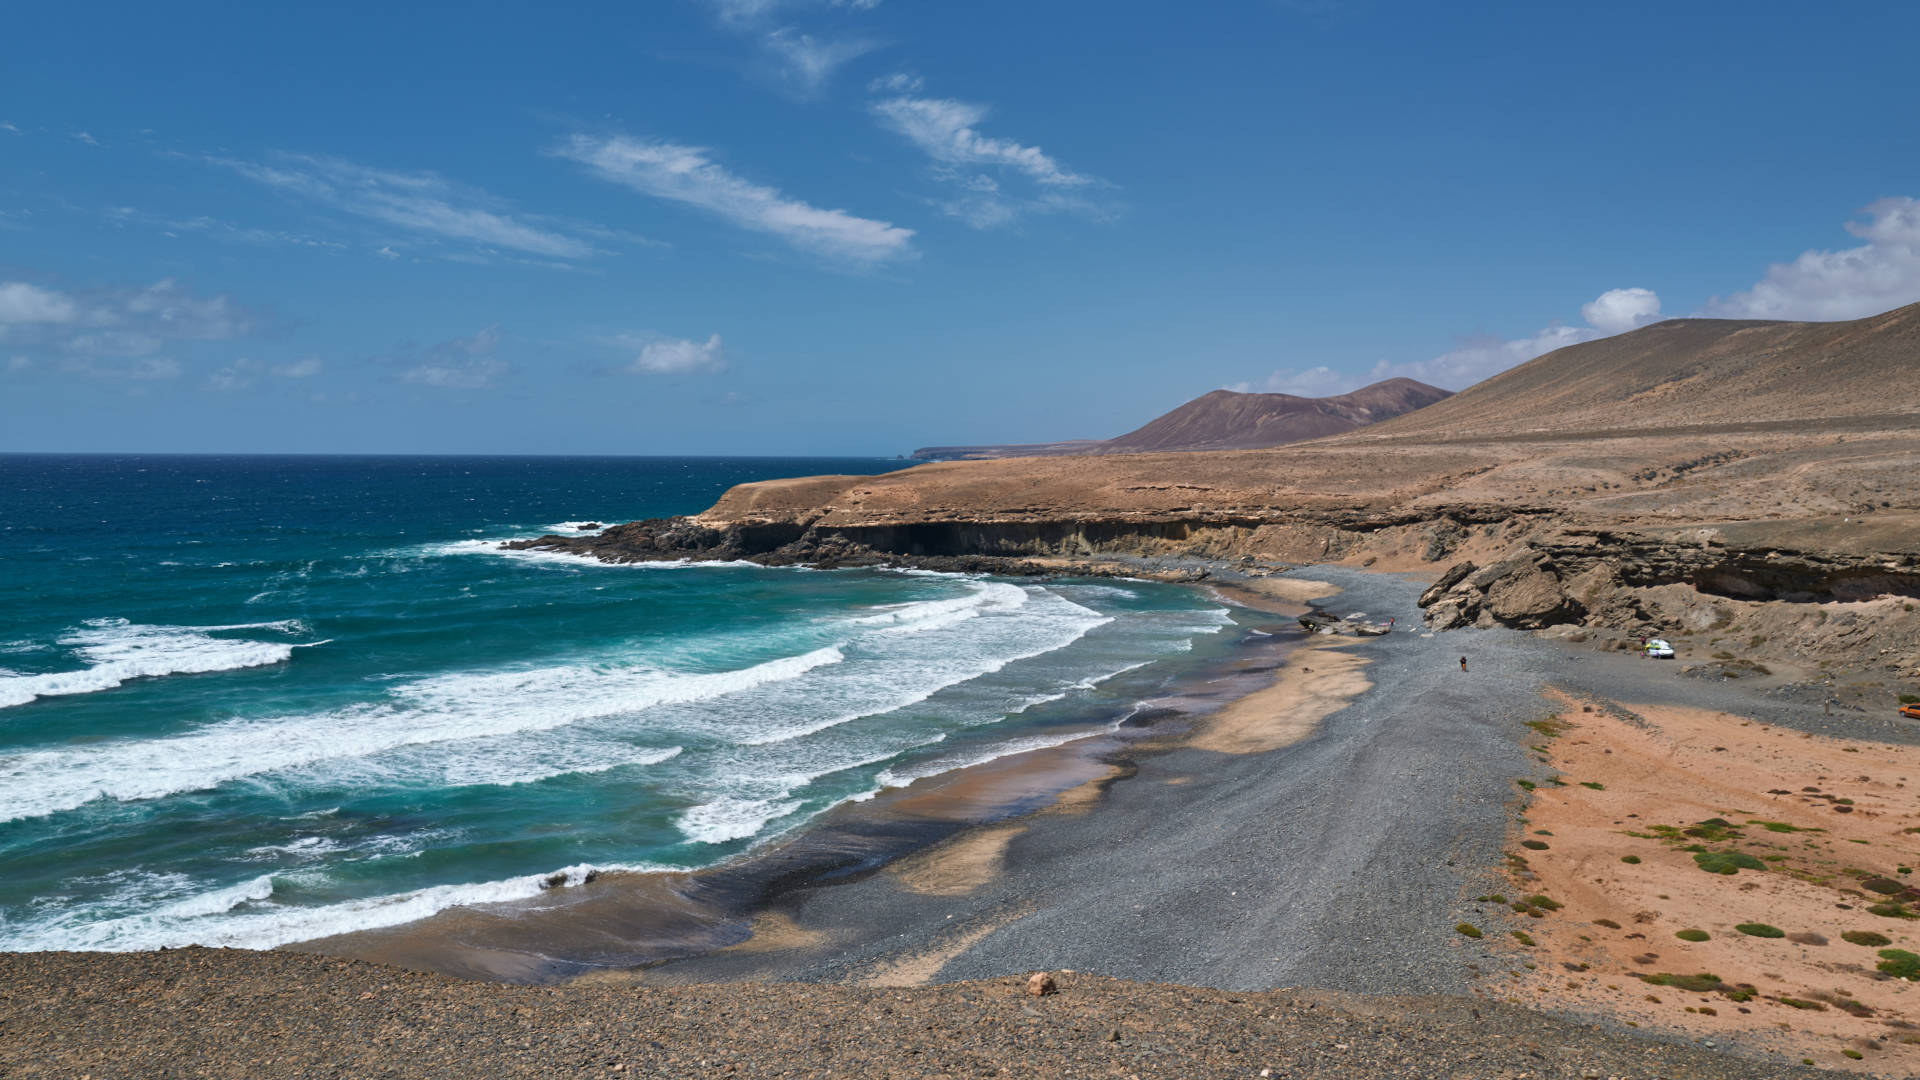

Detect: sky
[3,1,1918,456]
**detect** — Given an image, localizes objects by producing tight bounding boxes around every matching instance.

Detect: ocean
[0,455,1243,954]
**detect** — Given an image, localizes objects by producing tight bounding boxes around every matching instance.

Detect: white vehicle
[1644,638,1675,659]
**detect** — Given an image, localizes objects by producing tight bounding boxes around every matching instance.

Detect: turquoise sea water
[0,455,1240,952]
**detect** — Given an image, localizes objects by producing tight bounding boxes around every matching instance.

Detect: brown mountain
[1339,303,1920,442]
[912,377,1453,459]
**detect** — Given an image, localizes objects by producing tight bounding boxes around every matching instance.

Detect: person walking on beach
[1459,656,1468,673]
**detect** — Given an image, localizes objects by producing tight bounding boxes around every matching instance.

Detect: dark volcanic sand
[0,949,1826,1079]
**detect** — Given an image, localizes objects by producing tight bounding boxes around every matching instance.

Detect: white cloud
[702,0,880,95]
[869,90,1112,228]
[71,131,101,146]
[206,355,324,391]
[398,326,506,389]
[7,355,32,372]
[1227,366,1361,398]
[613,332,728,374]
[1,122,20,134]
[554,134,914,264]
[1706,197,1920,321]
[0,282,79,324]
[1580,287,1663,334]
[216,153,602,261]
[1236,287,1664,395]
[871,96,1090,187]
[0,278,254,382]
[868,71,922,94]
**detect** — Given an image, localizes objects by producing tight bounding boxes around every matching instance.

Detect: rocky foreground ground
[0,949,1828,1080]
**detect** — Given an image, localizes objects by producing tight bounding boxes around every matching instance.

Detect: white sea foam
[675,796,805,844]
[1,861,669,952]
[0,649,838,822]
[413,538,757,571]
[0,618,310,710]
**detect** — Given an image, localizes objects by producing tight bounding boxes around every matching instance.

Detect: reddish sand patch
[1484,690,1920,1075]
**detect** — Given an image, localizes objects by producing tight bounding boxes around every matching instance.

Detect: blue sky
[4,1,1918,455]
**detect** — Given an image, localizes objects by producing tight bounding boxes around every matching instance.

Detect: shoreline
[286,561,1323,983]
[12,559,1915,1076]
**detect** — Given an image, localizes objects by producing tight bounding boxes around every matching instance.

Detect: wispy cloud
[869,87,1112,228]
[70,131,101,146]
[762,29,879,95]
[600,331,728,374]
[1706,197,1920,321]
[207,355,324,391]
[213,152,607,261]
[1,122,20,135]
[396,326,507,389]
[1235,288,1666,396]
[872,97,1090,187]
[702,0,881,96]
[554,134,914,265]
[104,205,348,251]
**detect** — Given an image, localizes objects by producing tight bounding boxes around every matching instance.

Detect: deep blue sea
[0,455,1239,952]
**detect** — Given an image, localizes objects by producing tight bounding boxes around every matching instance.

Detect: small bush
[1580,781,1605,790]
[1843,1049,1864,1060]
[1777,996,1826,1010]
[1523,894,1562,912]
[1620,854,1641,864]
[1869,901,1918,919]
[1675,929,1711,942]
[1735,922,1786,938]
[1455,922,1482,938]
[1694,851,1765,875]
[1878,949,1920,979]
[1638,972,1722,992]
[1901,693,1920,705]
[1594,918,1622,930]
[1521,840,1550,850]
[1842,930,1892,947]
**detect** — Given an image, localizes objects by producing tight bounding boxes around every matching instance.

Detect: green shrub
[1580,781,1605,790]
[1777,996,1825,1010]
[1523,894,1562,912]
[1521,839,1550,850]
[1638,972,1721,992]
[1694,851,1765,875]
[1734,922,1786,938]
[1843,930,1892,947]
[1455,923,1482,939]
[1901,693,1919,705]
[1676,929,1711,942]
[1869,901,1917,919]
[1511,930,1535,946]
[1877,949,1920,979]
[1620,854,1641,864]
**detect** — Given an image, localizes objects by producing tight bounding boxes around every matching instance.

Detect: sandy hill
[1337,302,1920,442]
[913,378,1451,459]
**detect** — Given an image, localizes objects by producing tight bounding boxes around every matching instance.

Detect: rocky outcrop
[1420,530,1920,632]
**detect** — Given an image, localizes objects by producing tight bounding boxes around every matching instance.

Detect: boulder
[1418,561,1478,607]
[1026,972,1057,997]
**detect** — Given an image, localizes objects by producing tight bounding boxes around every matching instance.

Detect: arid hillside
[1338,302,1920,442]
[912,378,1451,459]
